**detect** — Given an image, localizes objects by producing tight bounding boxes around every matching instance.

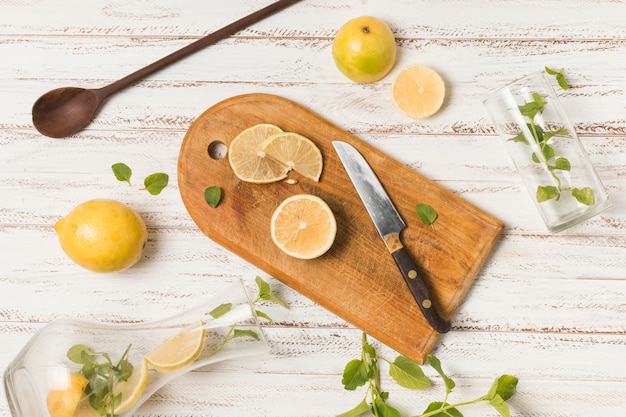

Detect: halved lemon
[270,194,337,260]
[144,320,206,372]
[228,124,288,183]
[112,358,149,414]
[392,64,446,119]
[46,372,89,417]
[259,132,323,182]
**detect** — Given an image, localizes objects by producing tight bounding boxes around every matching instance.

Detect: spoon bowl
[30,0,300,138]
[32,87,104,138]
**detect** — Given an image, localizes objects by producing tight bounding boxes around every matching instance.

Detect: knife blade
[333,141,451,333]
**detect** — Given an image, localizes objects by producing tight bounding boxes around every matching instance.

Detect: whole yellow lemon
[332,16,397,83]
[54,199,147,273]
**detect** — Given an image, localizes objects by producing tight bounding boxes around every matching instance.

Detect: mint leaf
[553,157,571,171]
[233,329,260,340]
[342,359,370,390]
[415,203,438,227]
[427,354,456,395]
[208,303,232,319]
[204,186,222,208]
[486,375,519,401]
[112,163,132,185]
[389,356,431,389]
[545,66,570,90]
[537,185,559,202]
[336,398,370,417]
[572,187,595,205]
[255,276,286,307]
[422,401,463,417]
[142,172,169,195]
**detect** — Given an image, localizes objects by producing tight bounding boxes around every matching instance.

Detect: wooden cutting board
[178,93,504,364]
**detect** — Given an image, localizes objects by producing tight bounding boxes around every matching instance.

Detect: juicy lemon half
[392,64,446,119]
[46,372,89,417]
[270,194,337,260]
[144,320,207,372]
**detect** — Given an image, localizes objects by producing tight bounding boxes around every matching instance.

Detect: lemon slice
[46,372,89,417]
[259,132,323,182]
[112,358,149,414]
[228,124,288,183]
[270,194,337,259]
[144,320,206,372]
[392,64,446,119]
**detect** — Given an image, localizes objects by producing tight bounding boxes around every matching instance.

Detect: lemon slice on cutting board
[259,132,324,182]
[270,194,337,259]
[228,123,288,183]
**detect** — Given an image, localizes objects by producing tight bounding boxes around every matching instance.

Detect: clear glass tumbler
[483,71,611,232]
[4,280,268,417]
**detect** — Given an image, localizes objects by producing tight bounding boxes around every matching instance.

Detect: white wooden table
[1,1,625,416]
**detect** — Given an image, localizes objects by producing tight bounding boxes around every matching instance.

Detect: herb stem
[412,397,486,417]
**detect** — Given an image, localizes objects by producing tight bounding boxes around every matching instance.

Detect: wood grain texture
[178,93,503,363]
[1,0,625,416]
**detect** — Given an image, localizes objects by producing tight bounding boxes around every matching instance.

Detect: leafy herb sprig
[506,68,594,205]
[67,343,134,416]
[112,162,169,195]
[199,276,286,359]
[338,333,518,417]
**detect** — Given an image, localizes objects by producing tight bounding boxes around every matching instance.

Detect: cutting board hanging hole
[208,141,227,160]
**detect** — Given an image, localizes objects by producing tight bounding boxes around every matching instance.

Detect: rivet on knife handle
[386,233,451,333]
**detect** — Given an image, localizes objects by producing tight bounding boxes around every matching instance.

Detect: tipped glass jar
[4,280,269,417]
[484,71,611,232]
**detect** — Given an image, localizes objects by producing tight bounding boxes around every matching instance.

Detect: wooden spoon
[32,0,301,138]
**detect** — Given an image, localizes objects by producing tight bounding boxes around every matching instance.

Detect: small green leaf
[233,328,261,340]
[342,359,370,390]
[255,309,274,322]
[488,395,512,417]
[389,356,431,389]
[572,187,595,205]
[537,185,559,202]
[372,398,401,417]
[112,163,132,185]
[204,186,222,208]
[545,66,570,90]
[336,398,370,417]
[553,157,571,171]
[486,374,519,401]
[426,354,456,394]
[415,204,438,227]
[422,402,463,417]
[507,131,529,144]
[67,344,92,364]
[543,127,569,141]
[142,173,169,195]
[208,302,232,319]
[255,276,286,307]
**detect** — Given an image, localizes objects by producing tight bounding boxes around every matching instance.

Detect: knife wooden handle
[386,234,451,333]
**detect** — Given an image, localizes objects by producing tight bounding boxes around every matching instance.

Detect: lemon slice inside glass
[112,358,149,414]
[144,320,206,372]
[270,194,337,260]
[259,132,324,182]
[228,124,288,183]
[392,64,446,119]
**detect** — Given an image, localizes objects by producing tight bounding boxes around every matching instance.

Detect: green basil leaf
[204,186,222,208]
[486,374,519,401]
[112,163,132,185]
[389,356,431,389]
[553,157,571,171]
[255,309,274,322]
[142,173,169,195]
[422,401,463,417]
[67,344,93,364]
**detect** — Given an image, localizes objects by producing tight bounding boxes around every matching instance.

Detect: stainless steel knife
[333,141,451,333]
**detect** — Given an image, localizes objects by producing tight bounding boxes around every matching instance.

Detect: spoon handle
[99,0,301,97]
